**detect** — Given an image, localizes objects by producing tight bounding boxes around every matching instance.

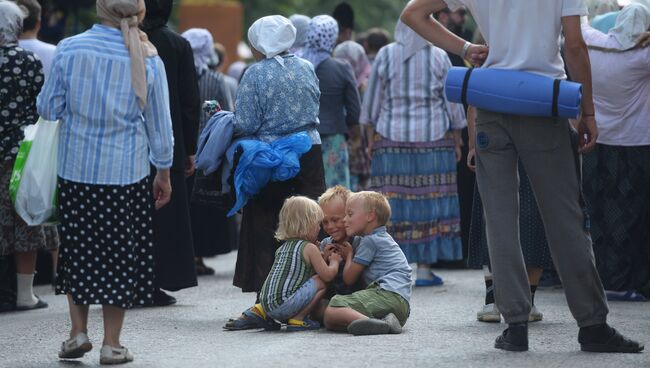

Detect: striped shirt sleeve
[37,47,66,121]
[143,57,174,169]
[359,49,386,126]
[440,55,467,130]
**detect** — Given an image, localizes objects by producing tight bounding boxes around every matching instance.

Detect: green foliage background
[47,0,407,39]
[239,0,407,35]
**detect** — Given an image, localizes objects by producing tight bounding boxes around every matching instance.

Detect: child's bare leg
[323,306,369,331]
[291,276,327,321]
[310,300,330,323]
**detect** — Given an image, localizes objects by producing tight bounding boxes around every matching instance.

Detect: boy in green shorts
[323,191,413,335]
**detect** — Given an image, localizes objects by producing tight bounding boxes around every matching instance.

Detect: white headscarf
[394,19,430,62]
[298,15,339,69]
[611,3,650,49]
[182,28,218,74]
[289,14,311,53]
[0,0,25,46]
[248,15,296,66]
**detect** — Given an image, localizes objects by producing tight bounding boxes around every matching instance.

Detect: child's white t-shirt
[444,0,588,79]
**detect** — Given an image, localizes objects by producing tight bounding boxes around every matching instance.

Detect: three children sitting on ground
[255,186,413,335]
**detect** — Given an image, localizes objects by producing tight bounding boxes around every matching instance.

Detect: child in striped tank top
[258,196,342,331]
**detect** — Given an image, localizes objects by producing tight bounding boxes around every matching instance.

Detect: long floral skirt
[321,134,351,189]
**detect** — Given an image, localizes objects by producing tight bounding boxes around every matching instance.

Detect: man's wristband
[460,41,471,60]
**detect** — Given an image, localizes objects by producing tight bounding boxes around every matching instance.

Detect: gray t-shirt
[444,0,587,79]
[352,226,413,301]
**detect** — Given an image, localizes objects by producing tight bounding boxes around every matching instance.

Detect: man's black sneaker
[495,322,529,352]
[579,324,644,353]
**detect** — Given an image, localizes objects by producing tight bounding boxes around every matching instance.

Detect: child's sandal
[286,318,320,332]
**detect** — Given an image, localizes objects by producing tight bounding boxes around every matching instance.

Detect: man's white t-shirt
[444,0,588,79]
[18,39,57,80]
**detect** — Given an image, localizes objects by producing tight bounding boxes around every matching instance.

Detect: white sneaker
[100,345,134,365]
[529,305,544,322]
[59,332,92,359]
[477,303,501,323]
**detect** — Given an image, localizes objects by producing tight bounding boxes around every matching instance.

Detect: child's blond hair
[275,196,324,241]
[348,191,392,226]
[318,185,352,206]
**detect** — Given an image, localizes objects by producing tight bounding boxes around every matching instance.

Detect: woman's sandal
[286,318,321,332]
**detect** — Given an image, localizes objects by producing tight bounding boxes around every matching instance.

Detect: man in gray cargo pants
[402,0,644,353]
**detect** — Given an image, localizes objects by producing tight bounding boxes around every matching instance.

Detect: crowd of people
[0,0,648,364]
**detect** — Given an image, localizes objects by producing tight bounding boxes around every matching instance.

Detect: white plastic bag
[9,118,60,225]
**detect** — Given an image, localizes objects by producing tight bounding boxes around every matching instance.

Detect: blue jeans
[266,278,318,322]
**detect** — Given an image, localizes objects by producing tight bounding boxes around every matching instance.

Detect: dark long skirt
[583,144,650,294]
[150,169,197,291]
[187,171,233,258]
[55,177,156,309]
[456,127,475,260]
[233,145,326,293]
[467,161,554,270]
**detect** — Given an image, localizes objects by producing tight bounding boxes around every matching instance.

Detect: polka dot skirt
[55,178,156,309]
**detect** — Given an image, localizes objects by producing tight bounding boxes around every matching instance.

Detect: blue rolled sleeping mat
[445,67,583,119]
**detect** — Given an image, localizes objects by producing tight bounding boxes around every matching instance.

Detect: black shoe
[195,260,215,276]
[579,324,644,353]
[495,323,529,352]
[153,289,177,307]
[0,301,14,313]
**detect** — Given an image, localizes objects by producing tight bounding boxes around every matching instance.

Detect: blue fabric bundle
[228,132,312,216]
[195,111,234,175]
[445,67,583,119]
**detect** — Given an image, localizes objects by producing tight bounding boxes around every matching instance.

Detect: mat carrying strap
[551,79,561,118]
[461,67,474,106]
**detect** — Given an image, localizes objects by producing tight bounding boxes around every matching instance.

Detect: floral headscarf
[0,0,25,47]
[610,3,650,49]
[333,40,371,88]
[298,15,339,69]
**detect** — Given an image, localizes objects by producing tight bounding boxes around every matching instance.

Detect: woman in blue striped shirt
[36,0,173,364]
